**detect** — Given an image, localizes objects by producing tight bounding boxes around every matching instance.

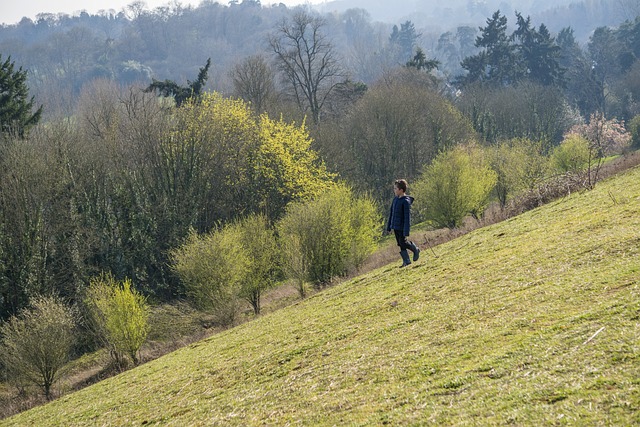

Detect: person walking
[386,179,420,267]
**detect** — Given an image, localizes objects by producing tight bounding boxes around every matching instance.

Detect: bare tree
[231,55,276,114]
[269,11,344,124]
[0,296,76,400]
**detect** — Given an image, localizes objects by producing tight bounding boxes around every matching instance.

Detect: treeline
[0,0,637,120]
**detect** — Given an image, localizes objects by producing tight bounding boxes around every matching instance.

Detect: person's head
[393,179,407,196]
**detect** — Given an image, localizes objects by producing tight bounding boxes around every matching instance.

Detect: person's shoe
[399,250,411,268]
[408,241,420,262]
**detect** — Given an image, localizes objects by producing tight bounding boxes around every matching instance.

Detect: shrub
[567,113,631,187]
[278,183,380,287]
[414,144,497,229]
[84,274,150,367]
[551,134,591,173]
[629,115,640,149]
[237,214,282,315]
[0,296,76,399]
[170,226,248,325]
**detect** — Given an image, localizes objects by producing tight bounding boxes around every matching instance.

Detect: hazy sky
[1,0,325,25]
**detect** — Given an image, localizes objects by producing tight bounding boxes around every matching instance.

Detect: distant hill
[5,162,639,425]
[316,0,578,27]
[316,0,633,42]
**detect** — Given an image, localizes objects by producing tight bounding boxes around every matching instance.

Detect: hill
[3,166,640,425]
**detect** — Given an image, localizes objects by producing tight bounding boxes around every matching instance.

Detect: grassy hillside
[4,167,640,426]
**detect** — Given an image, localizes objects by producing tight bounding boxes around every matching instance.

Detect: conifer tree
[144,58,211,107]
[0,55,42,138]
[460,11,516,86]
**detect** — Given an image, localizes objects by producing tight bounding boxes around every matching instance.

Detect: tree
[512,13,564,86]
[629,114,640,148]
[84,274,150,367]
[390,21,421,63]
[231,55,276,114]
[460,10,516,86]
[406,47,439,73]
[567,113,631,187]
[456,81,577,146]
[487,138,550,208]
[588,27,622,116]
[237,214,281,315]
[557,27,602,117]
[413,144,497,229]
[144,58,211,107]
[0,296,76,399]
[0,55,43,138]
[342,77,476,205]
[269,11,344,124]
[254,114,335,220]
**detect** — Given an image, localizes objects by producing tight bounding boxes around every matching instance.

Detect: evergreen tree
[0,55,42,138]
[390,21,421,63]
[459,11,516,86]
[558,27,601,116]
[144,58,211,107]
[513,13,563,86]
[406,47,440,72]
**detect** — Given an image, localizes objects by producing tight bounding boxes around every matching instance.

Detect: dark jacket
[387,195,414,236]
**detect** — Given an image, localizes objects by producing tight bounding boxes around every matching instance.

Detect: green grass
[4,167,640,426]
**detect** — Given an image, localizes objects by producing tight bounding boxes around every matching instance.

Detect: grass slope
[4,168,640,426]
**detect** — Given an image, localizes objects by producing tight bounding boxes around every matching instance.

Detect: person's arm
[403,199,411,236]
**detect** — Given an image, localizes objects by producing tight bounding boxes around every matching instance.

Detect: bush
[278,183,380,287]
[84,274,150,367]
[0,296,76,399]
[237,214,282,315]
[629,115,640,149]
[170,226,248,325]
[551,134,591,173]
[487,138,550,208]
[414,144,497,229]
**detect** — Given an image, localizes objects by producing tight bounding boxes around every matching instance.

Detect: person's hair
[394,179,407,192]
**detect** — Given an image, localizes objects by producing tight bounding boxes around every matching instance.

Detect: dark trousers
[393,230,410,251]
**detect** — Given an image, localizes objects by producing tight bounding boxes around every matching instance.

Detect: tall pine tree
[0,55,42,138]
[459,11,516,86]
[513,13,564,87]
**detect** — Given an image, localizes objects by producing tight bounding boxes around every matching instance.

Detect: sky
[1,0,325,25]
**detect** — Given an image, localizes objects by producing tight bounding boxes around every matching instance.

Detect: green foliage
[278,183,380,286]
[84,274,150,367]
[0,296,76,399]
[414,144,497,228]
[459,11,563,88]
[144,58,211,107]
[456,82,577,146]
[237,214,281,315]
[0,55,42,138]
[628,115,640,148]
[170,226,248,325]
[342,79,475,205]
[568,113,631,187]
[405,47,440,72]
[487,138,551,208]
[551,134,591,173]
[389,20,421,62]
[256,115,336,220]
